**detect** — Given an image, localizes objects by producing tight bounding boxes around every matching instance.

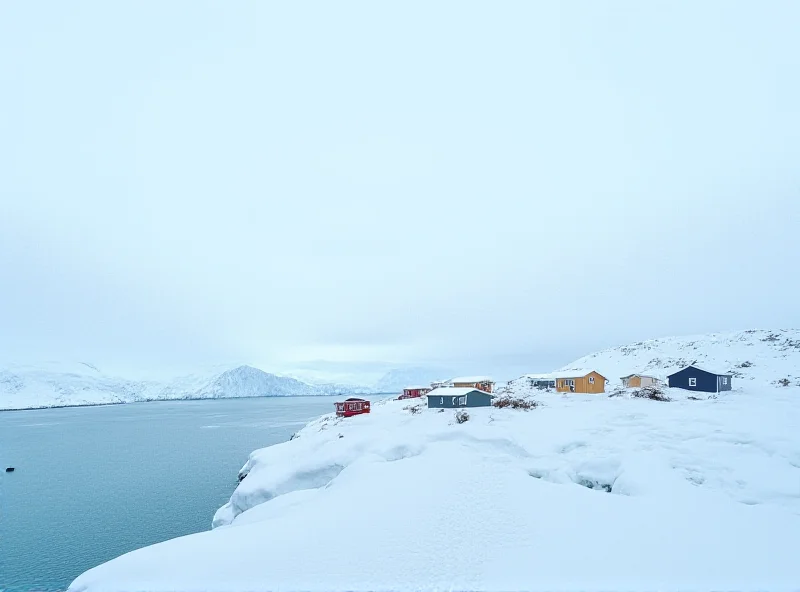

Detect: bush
[736,361,753,368]
[687,396,703,401]
[778,378,791,387]
[492,396,540,410]
[631,385,672,402]
[455,410,470,424]
[403,404,422,414]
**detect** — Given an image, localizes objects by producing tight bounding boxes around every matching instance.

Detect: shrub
[492,396,540,410]
[631,385,672,402]
[736,361,753,368]
[403,404,422,414]
[455,410,470,424]
[778,378,791,387]
[687,396,703,401]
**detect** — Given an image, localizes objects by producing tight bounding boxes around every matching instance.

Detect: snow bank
[69,384,800,592]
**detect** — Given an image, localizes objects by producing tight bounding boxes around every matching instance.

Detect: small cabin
[335,397,371,417]
[667,365,732,393]
[449,376,495,393]
[427,387,493,408]
[398,386,431,400]
[621,374,660,389]
[554,370,606,394]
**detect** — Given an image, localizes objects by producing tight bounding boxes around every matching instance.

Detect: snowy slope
[68,331,800,592]
[554,328,800,387]
[0,363,365,410]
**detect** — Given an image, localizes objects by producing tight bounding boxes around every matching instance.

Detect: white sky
[1,1,799,382]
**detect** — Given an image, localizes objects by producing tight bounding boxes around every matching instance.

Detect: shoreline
[0,393,391,413]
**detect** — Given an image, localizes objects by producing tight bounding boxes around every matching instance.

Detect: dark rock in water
[5,467,14,472]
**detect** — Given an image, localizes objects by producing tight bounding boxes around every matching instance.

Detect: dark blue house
[667,365,732,393]
[426,387,494,408]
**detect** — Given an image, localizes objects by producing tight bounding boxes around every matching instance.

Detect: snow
[66,330,800,591]
[0,363,367,410]
[449,375,493,383]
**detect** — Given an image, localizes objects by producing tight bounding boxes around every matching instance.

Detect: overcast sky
[1,1,799,382]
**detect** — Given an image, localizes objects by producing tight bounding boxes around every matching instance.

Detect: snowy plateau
[68,329,800,591]
[0,363,373,411]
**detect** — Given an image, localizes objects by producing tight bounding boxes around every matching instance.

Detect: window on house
[689,378,697,386]
[440,397,444,405]
[723,377,727,385]
[589,377,595,384]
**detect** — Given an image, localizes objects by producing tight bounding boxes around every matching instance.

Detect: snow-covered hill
[556,328,800,388]
[0,363,369,410]
[67,329,800,591]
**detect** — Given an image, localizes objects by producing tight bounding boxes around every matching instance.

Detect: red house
[335,397,371,417]
[398,386,431,400]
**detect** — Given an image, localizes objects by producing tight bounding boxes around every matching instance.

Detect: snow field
[70,386,800,591]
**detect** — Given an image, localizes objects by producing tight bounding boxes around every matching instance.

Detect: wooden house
[667,365,732,393]
[426,387,493,408]
[335,397,371,417]
[398,386,431,400]
[620,374,660,388]
[554,370,606,394]
[449,376,495,393]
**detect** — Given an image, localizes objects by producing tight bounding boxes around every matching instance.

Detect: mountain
[0,363,373,411]
[554,328,800,387]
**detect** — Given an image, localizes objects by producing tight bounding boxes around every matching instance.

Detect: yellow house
[554,370,606,394]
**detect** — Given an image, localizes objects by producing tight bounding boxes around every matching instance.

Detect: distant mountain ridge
[0,363,375,411]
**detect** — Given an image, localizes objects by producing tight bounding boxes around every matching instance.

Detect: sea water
[0,396,370,592]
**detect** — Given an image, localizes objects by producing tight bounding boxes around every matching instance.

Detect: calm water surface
[0,396,377,592]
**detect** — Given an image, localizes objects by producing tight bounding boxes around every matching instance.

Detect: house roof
[620,373,660,380]
[404,385,430,390]
[427,387,493,398]
[449,376,493,383]
[667,364,732,377]
[551,369,606,380]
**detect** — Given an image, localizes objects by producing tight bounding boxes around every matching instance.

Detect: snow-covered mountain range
[0,363,374,411]
[549,328,800,388]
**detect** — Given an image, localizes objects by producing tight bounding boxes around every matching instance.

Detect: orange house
[554,370,606,394]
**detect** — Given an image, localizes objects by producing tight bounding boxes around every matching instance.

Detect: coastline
[0,393,390,413]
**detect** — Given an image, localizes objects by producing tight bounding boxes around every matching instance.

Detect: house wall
[465,392,493,407]
[641,376,657,387]
[668,367,720,392]
[556,372,605,394]
[718,375,733,391]
[427,390,491,408]
[625,376,642,388]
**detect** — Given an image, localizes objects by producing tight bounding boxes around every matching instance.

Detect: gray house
[426,387,493,408]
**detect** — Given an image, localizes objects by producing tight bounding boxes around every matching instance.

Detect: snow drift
[67,330,800,592]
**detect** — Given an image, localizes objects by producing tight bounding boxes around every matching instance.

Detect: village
[334,364,735,417]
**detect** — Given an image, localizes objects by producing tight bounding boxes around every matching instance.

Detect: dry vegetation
[492,395,540,410]
[631,385,672,402]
